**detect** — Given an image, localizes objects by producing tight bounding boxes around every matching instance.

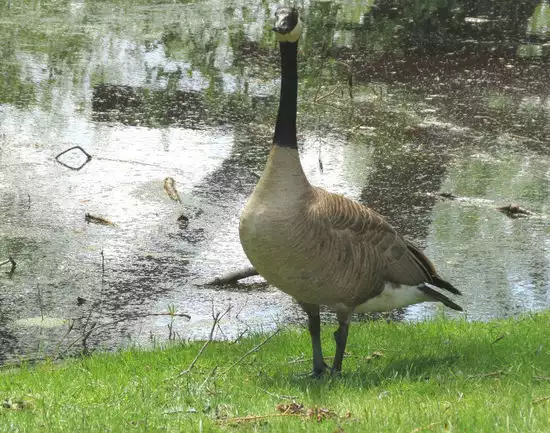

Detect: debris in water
[163,177,182,203]
[55,145,93,171]
[426,191,456,200]
[85,213,115,226]
[177,214,189,228]
[497,204,533,218]
[438,192,457,200]
[207,266,260,285]
[0,256,16,275]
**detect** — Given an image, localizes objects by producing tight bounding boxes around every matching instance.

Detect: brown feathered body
[240,145,458,314]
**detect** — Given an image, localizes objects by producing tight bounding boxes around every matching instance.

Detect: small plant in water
[167,303,177,341]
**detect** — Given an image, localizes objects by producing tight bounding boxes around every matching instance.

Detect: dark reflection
[366,0,540,54]
[92,85,144,124]
[348,55,550,148]
[91,83,275,128]
[0,41,36,107]
[193,125,271,198]
[358,133,454,241]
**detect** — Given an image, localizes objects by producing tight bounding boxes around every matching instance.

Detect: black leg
[331,312,351,375]
[299,303,328,377]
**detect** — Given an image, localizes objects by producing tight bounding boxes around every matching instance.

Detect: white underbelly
[351,284,429,313]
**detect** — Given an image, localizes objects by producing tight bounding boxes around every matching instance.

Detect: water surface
[1,0,549,364]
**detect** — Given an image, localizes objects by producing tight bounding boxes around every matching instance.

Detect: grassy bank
[1,312,549,432]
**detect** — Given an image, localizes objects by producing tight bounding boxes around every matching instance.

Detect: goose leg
[331,312,351,375]
[300,303,328,377]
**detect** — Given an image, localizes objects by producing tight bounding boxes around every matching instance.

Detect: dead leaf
[306,406,338,422]
[2,398,34,410]
[276,402,304,414]
[163,177,182,203]
[366,351,384,361]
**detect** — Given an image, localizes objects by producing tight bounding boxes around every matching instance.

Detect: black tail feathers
[431,276,461,295]
[419,283,463,311]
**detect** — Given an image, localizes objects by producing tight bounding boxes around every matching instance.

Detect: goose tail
[431,275,461,296]
[418,283,463,311]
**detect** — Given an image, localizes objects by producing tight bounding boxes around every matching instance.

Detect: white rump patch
[353,284,429,313]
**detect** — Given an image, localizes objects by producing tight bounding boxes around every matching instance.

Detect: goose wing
[312,189,459,293]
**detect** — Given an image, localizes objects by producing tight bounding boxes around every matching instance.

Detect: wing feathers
[311,188,461,301]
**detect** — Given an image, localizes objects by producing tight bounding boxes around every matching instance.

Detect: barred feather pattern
[239,145,459,313]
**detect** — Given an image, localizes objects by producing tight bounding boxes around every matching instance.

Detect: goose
[239,6,462,377]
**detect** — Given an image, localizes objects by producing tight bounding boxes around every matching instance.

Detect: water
[0,0,549,364]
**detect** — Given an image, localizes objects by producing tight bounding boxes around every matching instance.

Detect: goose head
[273,6,302,43]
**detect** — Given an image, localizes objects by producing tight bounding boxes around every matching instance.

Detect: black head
[273,6,302,42]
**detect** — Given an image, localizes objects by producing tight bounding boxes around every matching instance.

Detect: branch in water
[0,256,16,276]
[207,266,260,285]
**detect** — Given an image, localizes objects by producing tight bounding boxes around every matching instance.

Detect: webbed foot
[310,362,330,379]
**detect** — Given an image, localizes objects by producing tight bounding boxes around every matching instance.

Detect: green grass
[1,313,549,432]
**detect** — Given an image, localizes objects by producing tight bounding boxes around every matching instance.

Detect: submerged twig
[85,213,115,226]
[207,266,260,285]
[95,157,161,168]
[100,250,105,282]
[497,204,533,219]
[0,256,16,275]
[147,312,191,318]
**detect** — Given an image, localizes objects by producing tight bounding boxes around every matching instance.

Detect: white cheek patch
[275,20,303,43]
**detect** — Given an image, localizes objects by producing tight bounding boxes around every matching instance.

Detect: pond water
[0,0,549,364]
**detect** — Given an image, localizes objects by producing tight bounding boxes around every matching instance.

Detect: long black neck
[273,41,298,148]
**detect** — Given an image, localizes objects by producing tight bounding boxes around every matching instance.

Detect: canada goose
[239,6,462,377]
